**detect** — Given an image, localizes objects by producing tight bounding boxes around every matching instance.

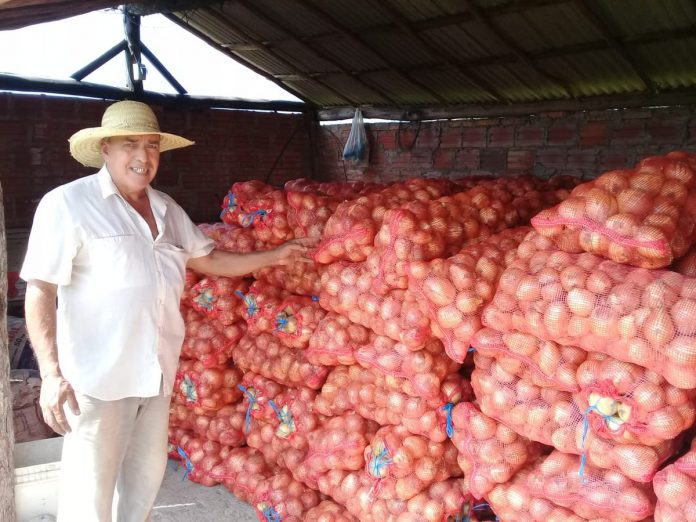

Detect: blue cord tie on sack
[181,376,197,403]
[579,401,615,481]
[368,447,392,478]
[235,290,259,316]
[193,288,215,311]
[443,402,455,438]
[238,384,258,433]
[467,346,476,353]
[311,295,319,301]
[262,505,281,522]
[275,313,289,332]
[220,191,237,219]
[241,209,268,227]
[473,502,489,511]
[177,447,193,481]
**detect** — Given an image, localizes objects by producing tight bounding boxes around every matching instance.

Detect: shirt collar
[97,166,167,214]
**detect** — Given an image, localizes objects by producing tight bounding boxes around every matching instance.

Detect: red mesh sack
[301,413,379,488]
[236,280,290,332]
[254,469,322,522]
[486,467,594,522]
[219,180,274,226]
[175,431,232,487]
[305,500,358,522]
[526,450,656,521]
[471,353,679,482]
[173,359,242,415]
[236,371,285,433]
[189,276,250,325]
[532,151,696,268]
[574,352,696,446]
[320,261,430,349]
[253,261,323,297]
[233,333,329,389]
[673,245,696,277]
[314,177,455,265]
[471,327,587,392]
[167,426,189,459]
[181,269,201,307]
[306,312,369,366]
[284,177,383,199]
[654,438,696,522]
[314,365,471,443]
[451,402,542,499]
[180,308,246,367]
[210,446,270,504]
[287,190,340,238]
[483,230,696,389]
[241,189,295,245]
[408,227,530,362]
[354,335,459,400]
[269,295,328,349]
[362,424,461,501]
[205,224,265,253]
[169,402,246,448]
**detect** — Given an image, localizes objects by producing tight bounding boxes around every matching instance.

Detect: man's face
[101,134,161,195]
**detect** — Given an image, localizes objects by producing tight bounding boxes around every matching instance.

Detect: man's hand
[39,374,80,435]
[274,237,320,266]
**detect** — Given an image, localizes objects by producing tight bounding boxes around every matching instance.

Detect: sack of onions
[653,438,696,522]
[672,245,696,277]
[305,500,359,522]
[269,295,327,349]
[472,354,680,482]
[526,450,656,521]
[175,431,232,487]
[189,276,250,326]
[167,426,190,459]
[181,269,202,308]
[210,446,270,504]
[486,467,593,522]
[237,370,286,430]
[169,403,206,435]
[320,261,430,350]
[180,308,246,368]
[362,424,462,501]
[483,230,696,390]
[284,177,384,200]
[354,335,458,401]
[287,190,340,238]
[205,402,247,447]
[235,280,289,332]
[471,327,587,392]
[254,469,323,522]
[532,151,696,268]
[451,402,542,499]
[408,227,530,362]
[302,413,379,486]
[314,177,456,265]
[219,179,274,226]
[233,332,330,389]
[574,352,696,446]
[242,189,295,245]
[245,416,311,482]
[306,312,370,366]
[207,224,265,253]
[173,359,243,415]
[253,260,323,297]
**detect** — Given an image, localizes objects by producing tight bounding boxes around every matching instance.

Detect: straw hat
[68,100,194,168]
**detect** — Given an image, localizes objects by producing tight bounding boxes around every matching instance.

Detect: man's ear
[100,138,110,158]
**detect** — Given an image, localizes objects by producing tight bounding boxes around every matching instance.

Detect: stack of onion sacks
[653,437,696,521]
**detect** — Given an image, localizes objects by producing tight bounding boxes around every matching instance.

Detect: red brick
[548,122,578,146]
[440,127,462,148]
[507,150,535,170]
[599,151,630,171]
[580,122,608,147]
[567,150,599,171]
[612,121,646,144]
[434,149,456,169]
[537,148,567,169]
[415,126,440,148]
[461,127,486,147]
[488,126,515,148]
[480,151,506,171]
[455,149,480,169]
[648,121,686,144]
[516,126,546,147]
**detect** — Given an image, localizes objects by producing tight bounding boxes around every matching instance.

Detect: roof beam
[371,0,508,103]
[461,0,575,99]
[572,0,656,93]
[317,88,696,121]
[234,0,401,106]
[293,0,450,105]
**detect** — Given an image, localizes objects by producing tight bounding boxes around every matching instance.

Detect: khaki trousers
[57,389,172,522]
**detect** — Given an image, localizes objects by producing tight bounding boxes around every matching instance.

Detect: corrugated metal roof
[3,0,696,118]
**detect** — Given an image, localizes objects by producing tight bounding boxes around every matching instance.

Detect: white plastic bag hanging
[342,108,367,163]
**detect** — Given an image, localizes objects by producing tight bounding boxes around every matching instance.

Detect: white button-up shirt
[20,167,214,400]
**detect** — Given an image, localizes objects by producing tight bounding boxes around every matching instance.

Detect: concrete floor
[152,459,257,522]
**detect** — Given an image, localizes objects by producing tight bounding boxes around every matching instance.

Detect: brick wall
[0,93,313,228]
[315,106,696,184]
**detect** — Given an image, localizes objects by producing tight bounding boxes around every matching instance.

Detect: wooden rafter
[372,0,507,103]
[572,0,656,93]
[293,0,449,106]
[235,0,401,106]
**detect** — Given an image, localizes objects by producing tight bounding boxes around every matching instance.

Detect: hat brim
[69,127,195,168]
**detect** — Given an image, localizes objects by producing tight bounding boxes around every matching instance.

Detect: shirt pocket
[155,242,189,298]
[86,234,151,288]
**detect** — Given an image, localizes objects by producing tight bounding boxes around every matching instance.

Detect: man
[21,100,312,521]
